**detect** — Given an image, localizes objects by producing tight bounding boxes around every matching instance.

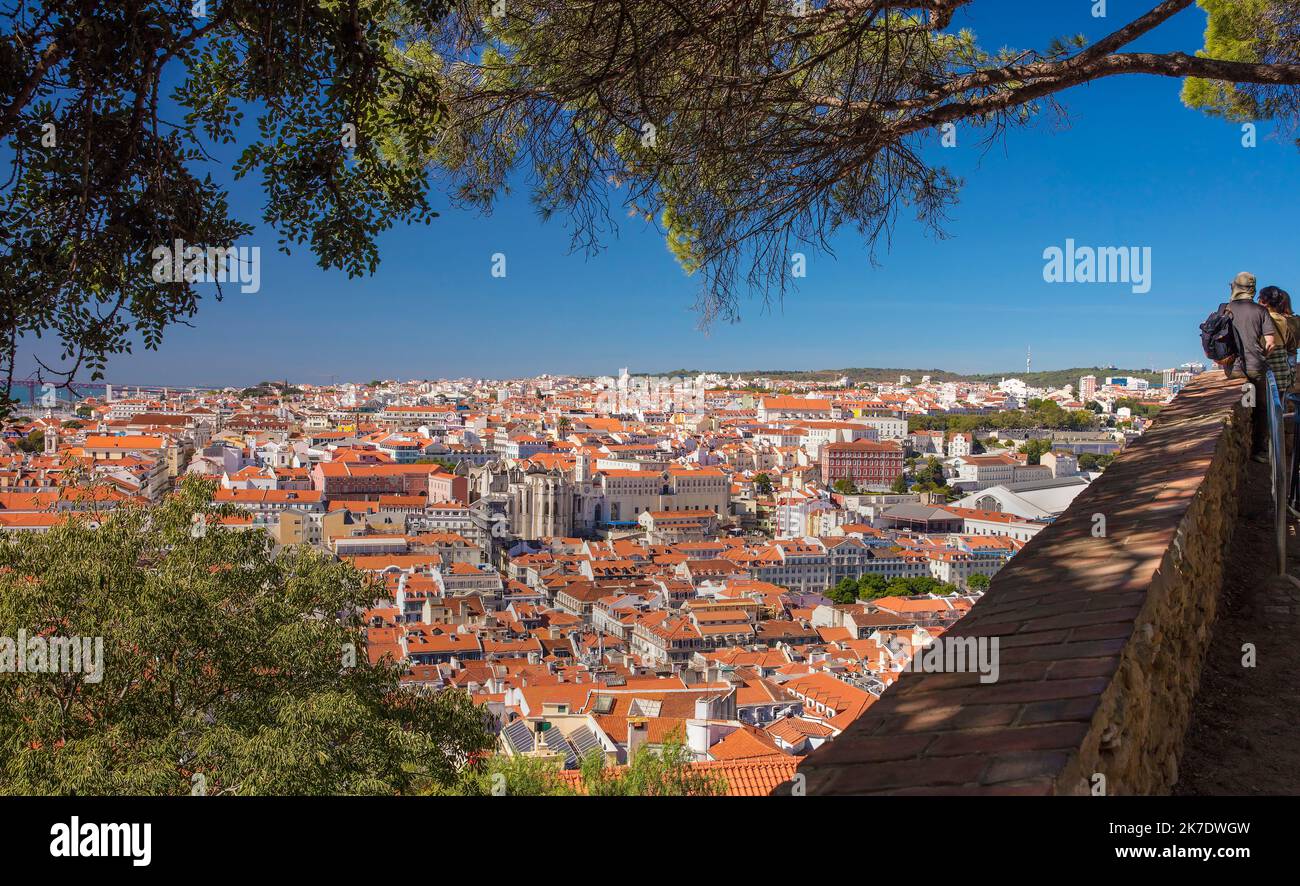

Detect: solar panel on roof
[569,726,602,759]
[502,719,534,753]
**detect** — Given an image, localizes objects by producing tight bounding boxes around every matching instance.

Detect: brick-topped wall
[786,372,1251,795]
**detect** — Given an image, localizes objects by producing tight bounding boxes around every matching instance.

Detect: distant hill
[640,366,1165,388]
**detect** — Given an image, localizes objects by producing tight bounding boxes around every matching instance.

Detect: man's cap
[1231,271,1257,299]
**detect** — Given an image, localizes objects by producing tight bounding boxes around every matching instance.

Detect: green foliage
[1077,452,1116,472]
[967,573,991,591]
[832,478,858,495]
[1018,438,1052,465]
[914,456,947,487]
[15,429,44,453]
[828,577,859,604]
[884,575,946,597]
[1181,0,1273,120]
[753,473,774,496]
[580,736,725,797]
[1113,397,1162,419]
[0,0,451,416]
[857,573,889,599]
[890,474,910,494]
[453,734,725,796]
[448,752,577,797]
[0,475,493,795]
[908,400,1098,435]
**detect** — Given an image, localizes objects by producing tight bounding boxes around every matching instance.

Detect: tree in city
[885,575,945,597]
[1019,438,1053,465]
[753,473,774,496]
[890,473,910,494]
[832,478,859,495]
[0,475,495,795]
[450,734,725,796]
[14,428,44,452]
[857,572,890,599]
[828,576,861,604]
[578,734,725,796]
[0,0,450,415]
[425,0,1300,323]
[914,456,947,487]
[967,572,992,591]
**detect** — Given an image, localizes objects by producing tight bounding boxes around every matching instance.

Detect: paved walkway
[1175,459,1300,794]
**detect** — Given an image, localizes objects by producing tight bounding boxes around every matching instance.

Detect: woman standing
[1259,286,1299,393]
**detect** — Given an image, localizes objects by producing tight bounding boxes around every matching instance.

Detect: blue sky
[27,0,1300,386]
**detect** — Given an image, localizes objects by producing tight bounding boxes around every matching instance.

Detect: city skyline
[16,1,1300,387]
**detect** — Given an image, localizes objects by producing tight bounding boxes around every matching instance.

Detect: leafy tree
[967,573,992,591]
[446,751,576,797]
[857,573,889,599]
[0,476,494,795]
[426,0,1300,320]
[914,456,947,487]
[890,474,910,494]
[1078,453,1100,471]
[753,473,774,497]
[828,577,860,604]
[453,734,726,796]
[15,429,44,453]
[1114,397,1163,418]
[832,478,858,495]
[1019,438,1053,465]
[885,575,944,597]
[0,0,449,415]
[579,735,725,797]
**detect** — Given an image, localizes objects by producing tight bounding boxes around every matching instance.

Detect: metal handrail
[1265,369,1287,575]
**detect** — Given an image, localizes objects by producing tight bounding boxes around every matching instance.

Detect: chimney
[626,718,649,759]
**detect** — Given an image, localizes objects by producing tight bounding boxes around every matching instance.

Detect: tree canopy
[425,0,1300,321]
[448,733,727,796]
[0,0,448,413]
[0,476,493,794]
[4,1,1300,405]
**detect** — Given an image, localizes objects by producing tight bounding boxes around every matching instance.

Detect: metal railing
[1265,369,1293,575]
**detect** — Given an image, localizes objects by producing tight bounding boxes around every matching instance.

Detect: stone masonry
[783,372,1251,795]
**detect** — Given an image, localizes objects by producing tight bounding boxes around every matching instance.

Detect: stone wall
[787,372,1252,795]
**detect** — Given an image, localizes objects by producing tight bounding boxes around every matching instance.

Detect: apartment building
[819,440,905,490]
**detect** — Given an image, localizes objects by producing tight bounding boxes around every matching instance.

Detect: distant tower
[1026,346,1032,374]
[44,423,57,456]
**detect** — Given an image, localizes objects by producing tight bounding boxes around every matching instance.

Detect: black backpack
[1200,303,1241,366]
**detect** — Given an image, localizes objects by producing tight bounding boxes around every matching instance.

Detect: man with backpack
[1201,272,1277,462]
